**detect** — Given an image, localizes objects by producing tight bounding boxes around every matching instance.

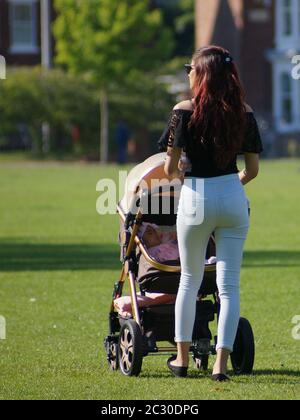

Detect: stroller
[104,153,255,377]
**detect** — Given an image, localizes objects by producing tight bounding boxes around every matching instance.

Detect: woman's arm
[239,153,260,185]
[164,146,183,179]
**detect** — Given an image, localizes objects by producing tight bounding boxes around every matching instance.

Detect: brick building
[0,0,54,66]
[195,0,300,155]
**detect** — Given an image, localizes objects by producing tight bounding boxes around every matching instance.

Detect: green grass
[0,157,300,400]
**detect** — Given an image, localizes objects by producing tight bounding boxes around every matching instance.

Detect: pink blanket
[148,241,179,263]
[114,293,176,318]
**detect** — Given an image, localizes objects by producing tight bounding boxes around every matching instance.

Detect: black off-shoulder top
[157,109,264,178]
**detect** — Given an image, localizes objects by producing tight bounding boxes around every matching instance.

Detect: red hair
[188,46,247,168]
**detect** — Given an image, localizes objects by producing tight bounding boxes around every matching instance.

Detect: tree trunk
[40,0,52,69]
[100,89,109,163]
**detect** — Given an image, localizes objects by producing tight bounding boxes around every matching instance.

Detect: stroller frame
[104,154,255,377]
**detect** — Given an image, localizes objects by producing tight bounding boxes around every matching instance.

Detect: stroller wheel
[193,355,209,372]
[231,318,255,375]
[118,320,143,377]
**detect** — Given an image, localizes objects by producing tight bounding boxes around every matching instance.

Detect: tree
[176,0,194,32]
[53,0,175,163]
[0,68,100,155]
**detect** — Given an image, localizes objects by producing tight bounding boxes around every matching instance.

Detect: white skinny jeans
[175,174,250,352]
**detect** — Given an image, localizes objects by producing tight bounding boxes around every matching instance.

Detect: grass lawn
[0,156,299,400]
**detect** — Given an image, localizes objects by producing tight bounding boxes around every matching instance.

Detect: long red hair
[188,46,247,168]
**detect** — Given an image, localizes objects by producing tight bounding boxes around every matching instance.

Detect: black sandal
[211,373,230,382]
[167,356,188,378]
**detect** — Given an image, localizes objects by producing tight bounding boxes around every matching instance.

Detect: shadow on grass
[140,369,300,383]
[243,250,300,268]
[235,369,300,386]
[0,241,121,271]
[253,369,300,378]
[1,242,300,272]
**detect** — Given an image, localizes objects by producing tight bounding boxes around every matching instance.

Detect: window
[273,1,300,132]
[282,0,293,36]
[274,66,300,132]
[276,0,300,48]
[298,0,300,34]
[9,0,38,53]
[280,73,293,124]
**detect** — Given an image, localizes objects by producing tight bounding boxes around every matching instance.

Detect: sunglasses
[184,64,195,75]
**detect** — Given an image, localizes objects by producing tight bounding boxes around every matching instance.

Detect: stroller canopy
[119,153,182,217]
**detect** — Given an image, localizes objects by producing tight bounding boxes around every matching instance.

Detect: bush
[0,67,99,156]
[0,65,181,161]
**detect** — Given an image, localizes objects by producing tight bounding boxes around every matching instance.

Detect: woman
[158,46,263,381]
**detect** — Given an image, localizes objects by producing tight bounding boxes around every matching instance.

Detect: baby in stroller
[139,223,179,262]
[114,222,216,318]
[114,223,179,317]
[140,222,216,265]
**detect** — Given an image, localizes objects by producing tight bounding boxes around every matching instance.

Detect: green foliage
[0,68,44,151]
[0,65,181,159]
[0,1,189,160]
[176,0,194,32]
[53,0,175,87]
[109,69,174,129]
[0,68,99,156]
[53,0,177,161]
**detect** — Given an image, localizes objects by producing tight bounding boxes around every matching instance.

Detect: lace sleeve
[157,112,172,152]
[238,113,264,154]
[158,110,186,151]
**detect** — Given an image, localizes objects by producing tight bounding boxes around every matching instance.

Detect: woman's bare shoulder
[244,103,254,113]
[174,101,253,113]
[173,100,194,111]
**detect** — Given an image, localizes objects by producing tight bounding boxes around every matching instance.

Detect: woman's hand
[164,146,182,179]
[178,157,189,173]
[239,153,260,185]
